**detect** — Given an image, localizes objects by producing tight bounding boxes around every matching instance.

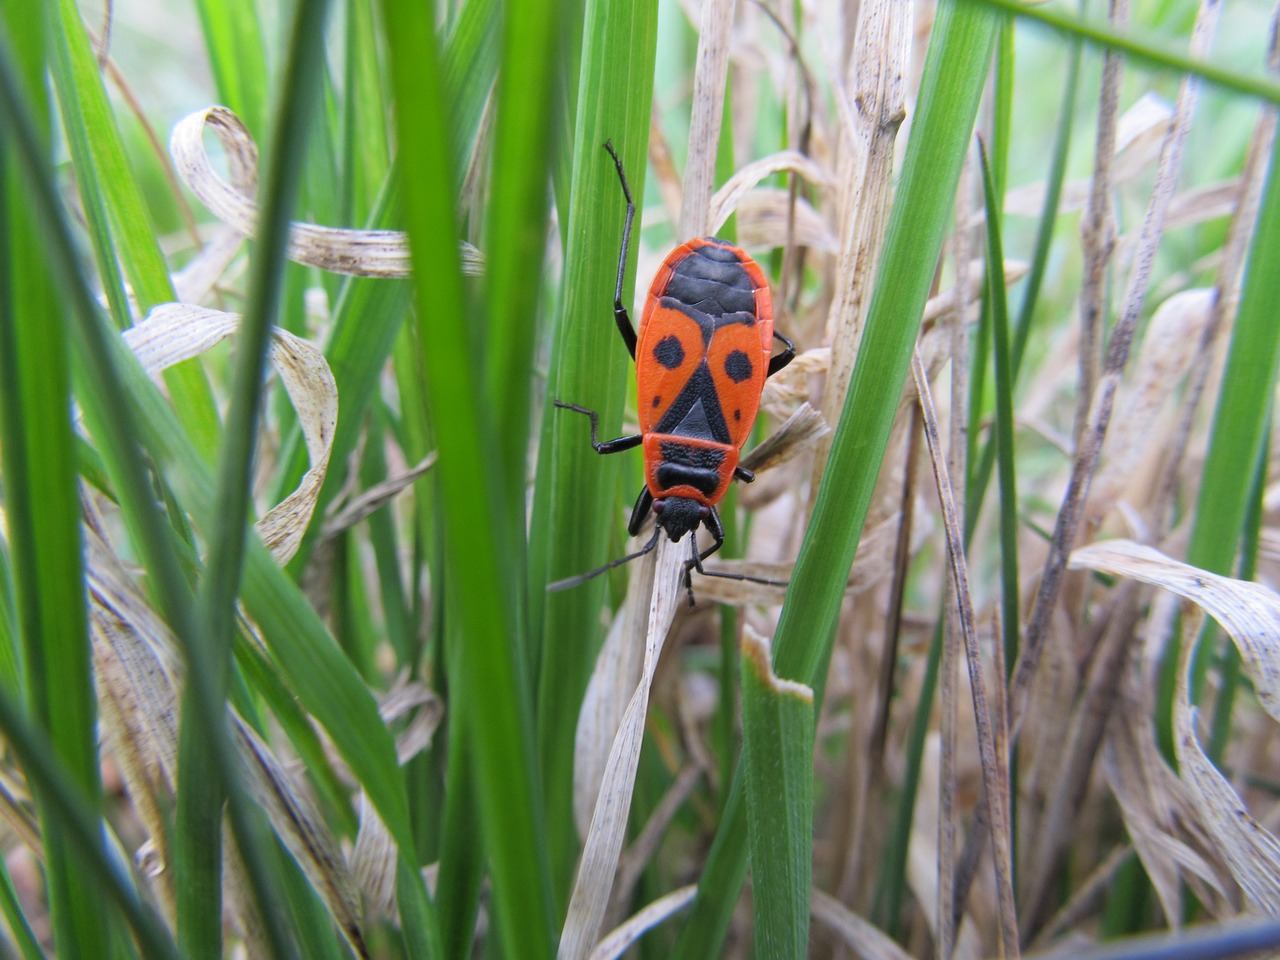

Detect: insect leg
[733,465,755,483]
[767,329,796,377]
[678,511,728,607]
[688,506,790,595]
[627,486,654,537]
[554,401,642,454]
[695,507,727,566]
[604,141,638,360]
[547,525,662,593]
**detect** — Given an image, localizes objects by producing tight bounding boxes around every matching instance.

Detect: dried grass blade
[586,886,697,960]
[680,0,735,238]
[1069,539,1280,911]
[233,718,367,957]
[912,348,1019,956]
[558,539,683,960]
[170,106,482,278]
[1013,0,1221,736]
[707,150,831,234]
[738,402,829,474]
[322,452,437,539]
[573,598,646,839]
[810,889,915,960]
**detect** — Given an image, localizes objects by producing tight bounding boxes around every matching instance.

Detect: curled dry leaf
[1070,539,1280,913]
[124,303,337,565]
[351,793,398,921]
[1103,669,1238,925]
[170,105,483,278]
[760,347,829,419]
[377,674,444,765]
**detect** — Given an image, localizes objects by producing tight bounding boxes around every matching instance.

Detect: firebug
[551,141,795,601]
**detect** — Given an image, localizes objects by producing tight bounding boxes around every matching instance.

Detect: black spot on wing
[653,334,685,370]
[724,349,753,383]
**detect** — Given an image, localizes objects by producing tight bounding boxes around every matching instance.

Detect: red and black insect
[551,141,794,599]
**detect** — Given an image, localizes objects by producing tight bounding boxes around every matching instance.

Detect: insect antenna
[547,526,663,592]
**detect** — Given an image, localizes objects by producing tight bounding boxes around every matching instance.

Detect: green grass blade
[177,1,335,954]
[341,0,391,225]
[673,6,999,954]
[529,0,660,904]
[482,0,561,516]
[0,851,42,960]
[1207,419,1267,762]
[872,618,944,933]
[0,535,18,692]
[379,1,555,955]
[48,0,219,449]
[966,0,1280,104]
[435,671,486,959]
[966,24,1081,541]
[191,0,269,135]
[0,12,109,957]
[443,0,501,186]
[741,636,814,960]
[979,141,1020,672]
